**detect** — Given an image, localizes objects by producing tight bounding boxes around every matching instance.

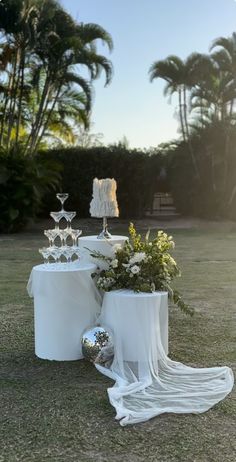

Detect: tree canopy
[0,0,113,154]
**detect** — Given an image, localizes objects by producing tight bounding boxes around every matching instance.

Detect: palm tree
[0,0,113,153]
[149,55,187,141]
[0,0,41,147]
[208,34,236,198]
[26,3,113,154]
[149,55,201,179]
[210,33,236,117]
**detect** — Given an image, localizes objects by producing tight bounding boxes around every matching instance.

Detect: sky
[60,0,236,148]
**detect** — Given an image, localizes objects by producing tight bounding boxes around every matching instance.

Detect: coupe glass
[44,230,52,246]
[60,246,68,263]
[39,247,51,264]
[70,229,82,246]
[64,211,76,231]
[51,247,62,264]
[50,211,63,230]
[44,229,58,247]
[64,246,74,263]
[56,193,69,211]
[73,247,80,261]
[50,229,60,245]
[59,228,70,246]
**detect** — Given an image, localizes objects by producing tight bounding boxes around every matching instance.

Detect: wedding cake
[89,178,119,218]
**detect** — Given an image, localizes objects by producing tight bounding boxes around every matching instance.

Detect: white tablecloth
[79,235,128,269]
[27,263,102,361]
[98,290,168,357]
[96,289,234,426]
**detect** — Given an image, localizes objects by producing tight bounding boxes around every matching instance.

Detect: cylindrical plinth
[99,289,168,361]
[27,263,101,361]
[79,235,128,269]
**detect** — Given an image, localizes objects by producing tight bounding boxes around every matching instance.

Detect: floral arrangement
[91,223,193,315]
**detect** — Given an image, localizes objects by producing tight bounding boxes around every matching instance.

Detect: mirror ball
[81,325,114,368]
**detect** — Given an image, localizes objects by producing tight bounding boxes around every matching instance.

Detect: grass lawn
[0,222,235,462]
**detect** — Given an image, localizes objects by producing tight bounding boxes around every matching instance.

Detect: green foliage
[41,146,164,218]
[91,223,193,315]
[149,32,236,188]
[167,123,236,219]
[0,0,113,154]
[0,147,61,232]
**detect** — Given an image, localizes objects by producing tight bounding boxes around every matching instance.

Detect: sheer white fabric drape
[96,290,234,426]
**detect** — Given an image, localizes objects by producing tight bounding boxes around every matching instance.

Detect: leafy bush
[0,147,61,232]
[168,124,236,219]
[42,146,164,218]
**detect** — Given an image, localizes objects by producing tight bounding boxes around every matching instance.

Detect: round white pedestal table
[79,235,128,269]
[96,289,234,426]
[27,263,101,361]
[99,289,168,358]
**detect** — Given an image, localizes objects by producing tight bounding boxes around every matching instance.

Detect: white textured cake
[90,178,119,218]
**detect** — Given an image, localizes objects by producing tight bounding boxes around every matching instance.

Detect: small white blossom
[111,258,118,268]
[129,252,146,265]
[168,256,177,266]
[131,265,140,274]
[104,277,115,288]
[111,244,122,256]
[97,276,115,290]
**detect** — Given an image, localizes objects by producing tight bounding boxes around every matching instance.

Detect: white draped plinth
[27,263,102,361]
[96,290,234,426]
[79,235,128,269]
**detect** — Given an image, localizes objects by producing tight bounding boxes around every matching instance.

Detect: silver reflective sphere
[81,325,114,368]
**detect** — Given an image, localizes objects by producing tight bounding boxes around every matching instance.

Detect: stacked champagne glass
[39,193,82,265]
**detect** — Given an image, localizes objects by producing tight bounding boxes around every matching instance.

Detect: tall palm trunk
[6,51,19,147]
[26,72,51,153]
[15,48,25,143]
[178,89,186,142]
[32,83,62,154]
[200,97,204,128]
[0,73,13,145]
[229,100,234,118]
[183,86,201,181]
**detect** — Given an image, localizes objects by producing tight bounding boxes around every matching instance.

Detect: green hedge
[41,146,164,218]
[0,147,61,233]
[168,124,236,219]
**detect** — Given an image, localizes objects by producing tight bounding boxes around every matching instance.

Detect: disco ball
[81,325,114,368]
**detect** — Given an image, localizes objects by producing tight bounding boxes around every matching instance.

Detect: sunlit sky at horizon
[60,0,236,148]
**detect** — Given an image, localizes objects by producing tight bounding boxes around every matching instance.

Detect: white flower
[104,277,115,288]
[168,256,177,266]
[97,276,115,290]
[129,252,146,265]
[111,258,118,268]
[111,244,122,256]
[131,265,140,274]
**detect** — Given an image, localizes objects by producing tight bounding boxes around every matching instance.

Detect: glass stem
[103,217,107,233]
